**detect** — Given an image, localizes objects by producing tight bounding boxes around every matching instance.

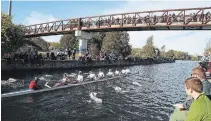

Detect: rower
[115,69,120,75]
[125,68,131,74]
[53,79,68,87]
[29,77,40,90]
[77,71,84,83]
[121,68,127,74]
[98,69,104,78]
[107,69,114,77]
[63,73,68,80]
[53,73,69,87]
[87,71,97,80]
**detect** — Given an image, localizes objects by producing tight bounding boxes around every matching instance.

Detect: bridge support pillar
[75,30,92,56]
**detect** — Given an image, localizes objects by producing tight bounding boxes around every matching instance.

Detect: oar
[44,82,52,88]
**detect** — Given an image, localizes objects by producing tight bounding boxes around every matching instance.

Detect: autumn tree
[49,42,61,49]
[141,35,156,58]
[101,32,131,58]
[165,50,175,58]
[88,32,106,56]
[60,34,78,49]
[29,37,50,51]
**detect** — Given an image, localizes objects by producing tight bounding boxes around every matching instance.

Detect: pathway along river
[2,61,198,121]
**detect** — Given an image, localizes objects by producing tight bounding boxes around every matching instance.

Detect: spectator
[72,48,76,60]
[184,77,211,121]
[68,48,72,60]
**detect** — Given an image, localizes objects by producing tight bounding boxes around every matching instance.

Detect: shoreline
[1,58,175,72]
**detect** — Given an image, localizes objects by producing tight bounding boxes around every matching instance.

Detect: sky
[1,1,211,55]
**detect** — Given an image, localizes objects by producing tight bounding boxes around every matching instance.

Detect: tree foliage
[204,38,211,54]
[29,37,50,51]
[49,42,61,49]
[88,32,106,56]
[165,50,175,58]
[60,34,78,49]
[101,32,132,58]
[1,13,25,55]
[141,35,156,58]
[131,48,142,57]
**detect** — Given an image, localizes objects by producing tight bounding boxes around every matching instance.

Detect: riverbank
[1,58,175,72]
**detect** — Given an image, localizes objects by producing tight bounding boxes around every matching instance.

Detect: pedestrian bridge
[24,7,211,37]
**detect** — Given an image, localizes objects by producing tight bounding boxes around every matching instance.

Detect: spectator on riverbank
[72,48,76,60]
[68,48,72,60]
[170,66,211,121]
[184,77,211,121]
[201,53,209,62]
[182,67,211,110]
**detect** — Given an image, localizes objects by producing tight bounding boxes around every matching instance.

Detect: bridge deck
[24,7,211,37]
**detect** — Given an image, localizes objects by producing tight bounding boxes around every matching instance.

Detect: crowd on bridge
[80,11,211,28]
[25,11,211,33]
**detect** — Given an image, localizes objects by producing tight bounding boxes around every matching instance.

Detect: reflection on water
[2,61,198,121]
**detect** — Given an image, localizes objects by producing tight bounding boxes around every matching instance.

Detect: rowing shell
[1,74,134,98]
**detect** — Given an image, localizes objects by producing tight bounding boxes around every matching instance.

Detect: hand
[173,104,184,109]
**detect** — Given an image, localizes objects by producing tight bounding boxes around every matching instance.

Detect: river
[1,61,198,121]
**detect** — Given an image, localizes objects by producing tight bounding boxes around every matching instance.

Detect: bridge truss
[24,7,211,37]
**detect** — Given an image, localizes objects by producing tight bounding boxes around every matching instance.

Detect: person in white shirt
[98,69,104,79]
[77,71,84,83]
[87,71,97,80]
[115,69,120,75]
[121,69,126,74]
[107,69,114,77]
[125,68,130,74]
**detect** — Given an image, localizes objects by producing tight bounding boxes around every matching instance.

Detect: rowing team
[29,68,131,90]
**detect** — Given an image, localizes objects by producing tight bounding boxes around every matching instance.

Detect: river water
[1,61,198,121]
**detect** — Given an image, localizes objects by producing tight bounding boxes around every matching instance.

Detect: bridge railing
[24,7,211,36]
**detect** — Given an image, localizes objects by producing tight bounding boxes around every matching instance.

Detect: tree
[90,32,106,50]
[1,13,25,56]
[204,38,211,54]
[165,50,175,58]
[88,32,106,56]
[49,42,61,49]
[131,48,142,57]
[160,45,166,57]
[101,32,131,58]
[29,37,50,51]
[146,35,154,46]
[141,35,156,58]
[60,34,78,49]
[161,45,166,52]
[155,48,161,57]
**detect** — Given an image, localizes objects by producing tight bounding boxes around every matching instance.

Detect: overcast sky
[1,1,211,55]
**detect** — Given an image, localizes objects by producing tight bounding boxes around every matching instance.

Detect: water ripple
[2,61,198,121]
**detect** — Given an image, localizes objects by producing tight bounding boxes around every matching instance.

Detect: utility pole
[8,0,12,16]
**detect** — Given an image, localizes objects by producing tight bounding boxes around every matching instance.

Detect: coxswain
[29,77,40,90]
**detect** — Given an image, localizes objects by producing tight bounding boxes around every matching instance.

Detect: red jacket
[29,80,37,89]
